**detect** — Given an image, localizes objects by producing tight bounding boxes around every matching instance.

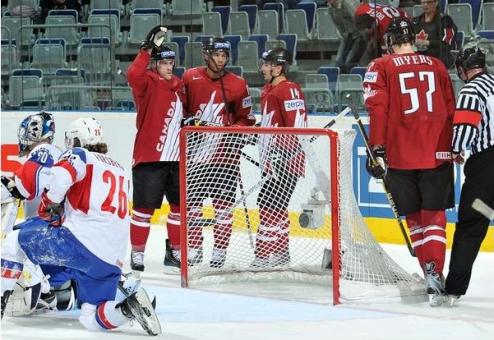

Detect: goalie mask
[17,111,55,156]
[385,17,415,52]
[65,117,104,149]
[455,47,486,82]
[202,37,230,74]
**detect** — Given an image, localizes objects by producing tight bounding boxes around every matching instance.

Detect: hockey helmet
[65,117,104,149]
[151,45,176,61]
[17,111,55,156]
[455,47,486,72]
[261,47,292,73]
[385,17,415,49]
[202,37,231,58]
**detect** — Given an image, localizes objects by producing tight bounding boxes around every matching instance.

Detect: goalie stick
[472,198,494,220]
[346,94,416,257]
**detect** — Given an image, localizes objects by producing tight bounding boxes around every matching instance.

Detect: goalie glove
[366,146,387,180]
[38,191,64,226]
[141,25,168,52]
[1,176,25,200]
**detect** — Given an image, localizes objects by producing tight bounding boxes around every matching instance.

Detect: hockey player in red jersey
[252,48,308,267]
[182,37,256,268]
[355,0,410,60]
[363,18,455,306]
[127,26,184,275]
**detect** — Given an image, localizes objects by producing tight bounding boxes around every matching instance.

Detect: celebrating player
[182,37,256,268]
[252,48,307,267]
[446,47,494,306]
[127,25,184,275]
[363,18,455,306]
[1,117,161,335]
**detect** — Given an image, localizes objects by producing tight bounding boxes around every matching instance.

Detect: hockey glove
[366,146,387,180]
[1,176,25,200]
[38,191,64,226]
[181,117,200,127]
[145,25,167,48]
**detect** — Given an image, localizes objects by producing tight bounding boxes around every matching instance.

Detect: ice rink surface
[1,225,493,340]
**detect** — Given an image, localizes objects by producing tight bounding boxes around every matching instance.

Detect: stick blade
[472,198,494,220]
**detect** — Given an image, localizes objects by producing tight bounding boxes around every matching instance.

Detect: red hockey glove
[38,191,64,226]
[366,146,387,180]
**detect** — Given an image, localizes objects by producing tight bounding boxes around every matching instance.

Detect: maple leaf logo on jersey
[197,91,225,125]
[416,29,428,40]
[260,103,277,127]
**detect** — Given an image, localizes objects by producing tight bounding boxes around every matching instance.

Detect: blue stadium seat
[264,2,284,33]
[440,0,448,13]
[295,2,316,33]
[257,10,279,40]
[459,0,482,29]
[212,6,231,34]
[239,4,258,33]
[31,38,67,74]
[249,34,268,58]
[224,35,241,65]
[447,4,474,35]
[318,66,340,95]
[482,3,494,31]
[278,34,297,63]
[454,31,465,50]
[203,12,223,37]
[478,30,494,40]
[173,66,185,78]
[350,66,367,79]
[171,36,190,66]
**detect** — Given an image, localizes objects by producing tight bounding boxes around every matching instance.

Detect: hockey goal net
[179,126,424,304]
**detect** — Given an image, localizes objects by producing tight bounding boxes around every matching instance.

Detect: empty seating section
[483,3,494,31]
[296,2,316,33]
[9,69,43,107]
[263,2,284,34]
[88,9,122,44]
[170,0,203,16]
[211,6,231,34]
[224,35,241,64]
[171,36,190,66]
[2,16,33,45]
[248,35,268,58]
[203,12,223,37]
[447,4,473,35]
[286,9,310,40]
[458,0,482,29]
[184,42,204,68]
[128,9,162,46]
[315,8,340,43]
[237,40,259,72]
[257,10,279,39]
[229,11,250,39]
[31,38,66,74]
[239,4,257,33]
[45,10,79,46]
[1,39,17,75]
[77,38,113,80]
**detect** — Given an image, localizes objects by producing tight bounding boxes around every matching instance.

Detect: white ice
[1,225,493,340]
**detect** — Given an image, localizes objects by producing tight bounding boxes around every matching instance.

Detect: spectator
[413,0,457,69]
[327,0,366,73]
[40,0,81,22]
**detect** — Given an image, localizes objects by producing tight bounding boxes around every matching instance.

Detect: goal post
[179,126,424,305]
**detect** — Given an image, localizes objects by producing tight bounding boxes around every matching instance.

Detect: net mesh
[180,126,425,303]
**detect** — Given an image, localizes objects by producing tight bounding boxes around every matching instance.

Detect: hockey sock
[406,211,425,269]
[94,301,128,330]
[276,211,290,255]
[188,206,204,249]
[130,208,154,252]
[421,209,447,273]
[255,208,285,258]
[167,204,181,249]
[212,199,233,250]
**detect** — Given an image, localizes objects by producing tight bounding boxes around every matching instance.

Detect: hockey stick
[238,174,255,248]
[472,198,494,220]
[346,95,416,257]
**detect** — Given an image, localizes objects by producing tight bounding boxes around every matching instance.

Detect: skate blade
[133,288,162,336]
[428,293,445,307]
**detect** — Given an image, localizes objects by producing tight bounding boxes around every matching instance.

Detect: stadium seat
[303,88,335,113]
[184,42,204,68]
[226,65,243,77]
[212,6,231,35]
[162,42,180,64]
[1,16,33,46]
[278,34,297,63]
[31,38,66,75]
[203,12,223,37]
[286,9,310,40]
[194,35,214,44]
[318,66,340,95]
[315,8,341,43]
[350,66,367,79]
[7,0,38,14]
[338,74,364,111]
[1,39,17,75]
[170,0,203,16]
[440,0,448,13]
[249,34,268,58]
[88,9,122,45]
[447,4,474,35]
[131,0,165,11]
[478,30,494,40]
[449,73,463,97]
[265,39,286,53]
[264,2,284,34]
[229,11,250,39]
[224,35,241,65]
[90,0,123,12]
[45,10,79,46]
[9,69,44,107]
[173,66,185,78]
[412,4,423,17]
[482,3,494,31]
[454,31,465,50]
[257,10,279,40]
[46,84,93,110]
[459,0,482,30]
[237,40,259,71]
[77,38,113,80]
[128,9,162,47]
[305,74,329,89]
[171,36,190,66]
[295,2,316,33]
[249,87,261,113]
[239,4,258,33]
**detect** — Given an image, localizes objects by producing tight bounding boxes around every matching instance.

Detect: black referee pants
[446,147,494,296]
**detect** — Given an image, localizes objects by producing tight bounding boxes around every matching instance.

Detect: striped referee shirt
[452,72,494,155]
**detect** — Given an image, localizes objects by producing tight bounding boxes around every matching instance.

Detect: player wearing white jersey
[1,117,161,335]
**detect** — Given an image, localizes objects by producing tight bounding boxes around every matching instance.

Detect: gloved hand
[1,175,25,200]
[140,40,156,53]
[366,146,387,179]
[38,191,64,226]
[181,117,200,127]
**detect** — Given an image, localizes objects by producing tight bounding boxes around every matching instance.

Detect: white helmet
[64,117,104,149]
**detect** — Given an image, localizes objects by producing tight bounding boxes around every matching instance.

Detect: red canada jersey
[127,51,183,167]
[260,80,307,176]
[355,3,410,43]
[363,52,455,169]
[182,67,256,126]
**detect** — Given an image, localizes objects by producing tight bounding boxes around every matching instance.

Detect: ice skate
[130,250,145,277]
[119,287,161,336]
[163,239,181,274]
[250,256,270,269]
[424,262,446,307]
[1,290,12,319]
[271,251,290,267]
[188,247,203,266]
[447,294,461,307]
[210,248,226,268]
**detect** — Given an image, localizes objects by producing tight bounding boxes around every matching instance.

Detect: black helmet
[151,45,176,61]
[261,47,292,73]
[455,47,486,71]
[202,37,230,57]
[385,17,415,49]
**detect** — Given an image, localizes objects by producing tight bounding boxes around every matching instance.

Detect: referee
[446,47,494,305]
